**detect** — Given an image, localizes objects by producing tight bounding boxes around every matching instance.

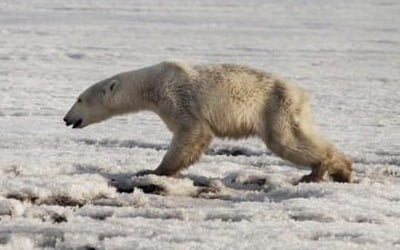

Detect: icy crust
[126,172,289,201]
[1,0,400,248]
[0,172,400,249]
[0,174,115,206]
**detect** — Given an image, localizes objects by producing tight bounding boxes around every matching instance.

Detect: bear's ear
[109,79,118,92]
[102,79,120,96]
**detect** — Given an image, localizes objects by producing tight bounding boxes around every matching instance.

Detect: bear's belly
[204,107,262,139]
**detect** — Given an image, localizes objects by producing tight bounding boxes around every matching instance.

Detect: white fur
[64,61,352,182]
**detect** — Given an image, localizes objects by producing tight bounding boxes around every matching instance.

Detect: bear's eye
[77,98,82,103]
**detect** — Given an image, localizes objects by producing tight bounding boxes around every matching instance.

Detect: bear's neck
[113,65,166,114]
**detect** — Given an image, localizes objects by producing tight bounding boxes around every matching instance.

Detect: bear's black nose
[64,118,72,126]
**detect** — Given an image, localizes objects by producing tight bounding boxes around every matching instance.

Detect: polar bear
[64,61,352,183]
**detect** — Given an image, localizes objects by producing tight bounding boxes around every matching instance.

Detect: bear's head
[64,77,120,129]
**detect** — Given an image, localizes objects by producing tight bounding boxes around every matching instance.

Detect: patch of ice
[1,174,116,206]
[130,175,202,197]
[94,189,149,207]
[0,236,37,250]
[55,233,99,250]
[0,197,25,217]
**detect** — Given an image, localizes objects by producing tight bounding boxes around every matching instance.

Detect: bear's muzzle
[63,117,82,129]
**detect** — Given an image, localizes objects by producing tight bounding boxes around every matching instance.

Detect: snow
[1,0,400,249]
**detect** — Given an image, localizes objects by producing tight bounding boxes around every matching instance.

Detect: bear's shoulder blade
[161,60,197,76]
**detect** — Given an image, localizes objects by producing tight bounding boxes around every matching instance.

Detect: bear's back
[192,63,278,138]
[159,61,300,138]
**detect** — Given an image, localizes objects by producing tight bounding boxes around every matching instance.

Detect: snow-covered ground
[1,0,400,249]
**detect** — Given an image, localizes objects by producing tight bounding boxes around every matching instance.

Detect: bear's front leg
[137,125,213,177]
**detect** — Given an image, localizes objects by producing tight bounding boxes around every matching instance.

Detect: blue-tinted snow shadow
[75,138,270,157]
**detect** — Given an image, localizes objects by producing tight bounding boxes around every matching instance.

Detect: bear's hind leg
[264,129,331,183]
[299,163,329,183]
[261,90,351,183]
[262,113,352,183]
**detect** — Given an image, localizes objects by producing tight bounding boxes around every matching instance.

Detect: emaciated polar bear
[64,61,352,183]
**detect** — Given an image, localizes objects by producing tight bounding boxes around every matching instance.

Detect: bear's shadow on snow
[102,170,338,203]
[73,139,324,201]
[75,138,269,157]
[104,171,288,201]
[78,139,400,166]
